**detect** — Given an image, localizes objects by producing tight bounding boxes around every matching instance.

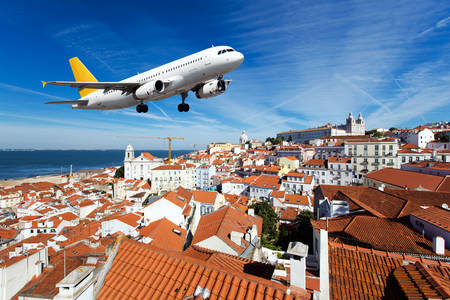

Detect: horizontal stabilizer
[45,100,88,105]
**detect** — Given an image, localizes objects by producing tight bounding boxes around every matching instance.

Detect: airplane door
[204,54,211,66]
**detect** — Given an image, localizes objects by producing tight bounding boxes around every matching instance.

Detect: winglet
[41,81,47,88]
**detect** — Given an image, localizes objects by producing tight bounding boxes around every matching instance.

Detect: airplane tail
[69,57,98,98]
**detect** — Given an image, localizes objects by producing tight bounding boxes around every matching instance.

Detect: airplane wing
[42,81,140,92]
[45,100,88,105]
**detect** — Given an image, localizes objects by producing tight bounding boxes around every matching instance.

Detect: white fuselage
[75,46,244,110]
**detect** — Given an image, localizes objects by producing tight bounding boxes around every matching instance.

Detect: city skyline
[0,1,449,149]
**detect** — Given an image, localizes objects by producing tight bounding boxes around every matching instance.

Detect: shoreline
[0,173,67,188]
[0,166,119,188]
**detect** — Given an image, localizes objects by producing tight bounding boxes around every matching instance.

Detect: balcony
[387,162,395,166]
[371,162,380,166]
[360,161,368,165]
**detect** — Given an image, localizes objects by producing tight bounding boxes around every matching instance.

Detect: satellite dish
[442,203,449,210]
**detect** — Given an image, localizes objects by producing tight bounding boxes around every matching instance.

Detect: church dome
[239,131,248,144]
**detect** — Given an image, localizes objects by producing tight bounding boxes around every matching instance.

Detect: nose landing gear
[178,92,190,112]
[136,103,148,113]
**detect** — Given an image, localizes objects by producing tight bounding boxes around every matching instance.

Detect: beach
[0,174,66,188]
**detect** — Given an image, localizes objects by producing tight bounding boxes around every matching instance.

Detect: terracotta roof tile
[393,262,450,299]
[98,238,309,300]
[192,206,262,255]
[139,218,186,251]
[364,168,445,191]
[192,191,217,204]
[410,206,450,231]
[313,215,447,256]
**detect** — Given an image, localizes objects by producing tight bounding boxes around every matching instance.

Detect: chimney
[433,236,445,255]
[319,229,329,300]
[378,184,385,192]
[247,208,255,217]
[286,241,308,289]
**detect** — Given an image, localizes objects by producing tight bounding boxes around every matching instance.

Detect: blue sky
[0,1,449,150]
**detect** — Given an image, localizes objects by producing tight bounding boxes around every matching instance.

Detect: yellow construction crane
[117,136,184,163]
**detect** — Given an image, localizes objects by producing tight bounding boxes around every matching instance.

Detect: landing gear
[136,103,148,113]
[178,92,189,112]
[177,103,189,112]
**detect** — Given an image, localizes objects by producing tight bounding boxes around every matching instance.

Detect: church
[124,145,164,180]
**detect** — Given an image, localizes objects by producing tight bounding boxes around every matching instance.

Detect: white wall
[143,199,183,226]
[195,235,237,256]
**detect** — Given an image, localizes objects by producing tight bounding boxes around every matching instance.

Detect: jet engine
[135,80,165,99]
[195,79,226,99]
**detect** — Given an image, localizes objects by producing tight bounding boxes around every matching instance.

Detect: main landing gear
[178,92,189,112]
[136,103,148,113]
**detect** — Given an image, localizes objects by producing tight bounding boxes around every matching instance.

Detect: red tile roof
[410,206,450,231]
[139,218,186,251]
[313,215,447,256]
[98,238,309,299]
[249,174,280,189]
[192,206,262,255]
[316,185,450,218]
[183,245,275,279]
[329,241,450,299]
[285,172,305,178]
[284,194,310,206]
[328,157,351,163]
[141,152,158,160]
[437,177,450,193]
[279,207,299,221]
[364,168,445,191]
[152,191,187,209]
[393,262,450,299]
[303,159,326,166]
[16,257,83,299]
[192,191,217,204]
[284,156,299,161]
[117,213,141,227]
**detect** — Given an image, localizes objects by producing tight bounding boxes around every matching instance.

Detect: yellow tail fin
[69,57,98,98]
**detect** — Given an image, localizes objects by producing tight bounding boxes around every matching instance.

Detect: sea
[0,150,192,180]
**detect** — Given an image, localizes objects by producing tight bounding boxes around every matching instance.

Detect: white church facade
[124,145,164,180]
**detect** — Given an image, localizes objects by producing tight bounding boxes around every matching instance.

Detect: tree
[436,132,449,142]
[287,136,293,142]
[295,210,315,250]
[249,201,279,248]
[114,166,124,178]
[389,127,396,131]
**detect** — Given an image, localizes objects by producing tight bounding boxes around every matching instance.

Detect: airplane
[42,46,244,113]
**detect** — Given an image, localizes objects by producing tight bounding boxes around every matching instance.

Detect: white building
[277,113,365,144]
[280,172,315,194]
[393,127,435,148]
[196,165,216,190]
[314,143,345,160]
[100,213,141,237]
[0,238,49,300]
[143,192,188,227]
[150,164,195,194]
[344,138,398,175]
[124,144,164,180]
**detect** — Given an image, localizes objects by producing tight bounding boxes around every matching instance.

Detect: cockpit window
[218,49,233,55]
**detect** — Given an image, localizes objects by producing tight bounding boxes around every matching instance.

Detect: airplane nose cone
[236,52,244,65]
